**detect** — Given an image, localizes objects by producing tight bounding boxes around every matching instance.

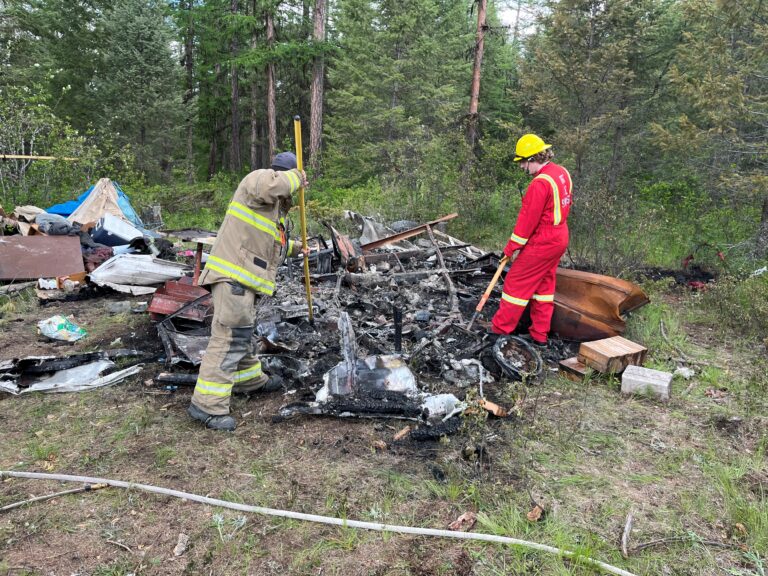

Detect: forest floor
[0,282,766,576]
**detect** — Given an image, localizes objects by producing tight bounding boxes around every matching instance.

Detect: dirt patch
[0,292,161,361]
[0,288,765,575]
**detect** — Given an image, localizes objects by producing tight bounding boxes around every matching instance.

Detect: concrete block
[621,365,673,401]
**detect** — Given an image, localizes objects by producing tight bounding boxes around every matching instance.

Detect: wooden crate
[558,356,589,382]
[577,336,647,374]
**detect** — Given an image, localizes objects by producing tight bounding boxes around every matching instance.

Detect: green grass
[705,452,768,552]
[91,561,134,576]
[26,439,60,462]
[153,446,176,468]
[291,526,362,571]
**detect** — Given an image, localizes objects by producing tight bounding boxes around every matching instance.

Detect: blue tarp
[47,181,144,228]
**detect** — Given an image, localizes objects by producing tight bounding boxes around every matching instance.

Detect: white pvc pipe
[0,470,637,576]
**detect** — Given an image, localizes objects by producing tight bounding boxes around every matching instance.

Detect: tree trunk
[266,8,277,161]
[183,0,195,184]
[512,0,522,45]
[303,0,311,39]
[309,0,326,174]
[208,63,223,178]
[466,0,487,152]
[757,193,768,257]
[250,81,259,170]
[229,0,242,173]
[249,0,259,170]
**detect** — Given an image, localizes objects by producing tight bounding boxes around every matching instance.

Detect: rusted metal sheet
[328,224,365,272]
[148,279,211,322]
[360,213,458,252]
[0,235,84,280]
[551,268,650,341]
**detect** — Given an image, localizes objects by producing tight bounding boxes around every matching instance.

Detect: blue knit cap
[271,151,297,171]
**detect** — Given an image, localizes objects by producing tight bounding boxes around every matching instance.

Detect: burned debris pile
[2,190,656,431]
[155,211,651,436]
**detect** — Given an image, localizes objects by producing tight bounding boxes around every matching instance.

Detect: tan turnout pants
[191,281,268,415]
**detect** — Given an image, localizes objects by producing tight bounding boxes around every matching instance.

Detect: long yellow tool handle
[293,115,314,324]
[476,256,510,312]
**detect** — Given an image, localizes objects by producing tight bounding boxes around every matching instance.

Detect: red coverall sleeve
[503,179,550,257]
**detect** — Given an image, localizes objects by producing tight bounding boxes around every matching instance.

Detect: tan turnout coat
[198,168,302,296]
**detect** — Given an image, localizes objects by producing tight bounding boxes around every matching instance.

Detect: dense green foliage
[0,0,766,275]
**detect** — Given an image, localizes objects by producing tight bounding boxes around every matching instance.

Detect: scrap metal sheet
[0,235,84,280]
[551,268,650,341]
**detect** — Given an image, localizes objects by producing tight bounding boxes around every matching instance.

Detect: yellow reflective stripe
[227,202,280,240]
[234,364,262,383]
[288,239,295,256]
[534,173,561,225]
[195,378,233,397]
[285,171,300,192]
[510,233,528,245]
[532,293,554,302]
[501,292,529,306]
[205,255,275,296]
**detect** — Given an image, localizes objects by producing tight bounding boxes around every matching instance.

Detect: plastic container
[91,213,143,247]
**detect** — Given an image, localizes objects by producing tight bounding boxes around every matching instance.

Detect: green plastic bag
[37,315,87,342]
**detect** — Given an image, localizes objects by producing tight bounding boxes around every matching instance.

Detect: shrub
[694,273,768,339]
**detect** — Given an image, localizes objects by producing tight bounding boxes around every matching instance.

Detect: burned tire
[493,335,543,382]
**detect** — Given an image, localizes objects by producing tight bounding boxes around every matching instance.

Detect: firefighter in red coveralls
[491,134,573,346]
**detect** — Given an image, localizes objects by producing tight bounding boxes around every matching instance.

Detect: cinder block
[621,365,673,401]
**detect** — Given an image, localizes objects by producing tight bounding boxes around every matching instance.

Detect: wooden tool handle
[475,256,509,313]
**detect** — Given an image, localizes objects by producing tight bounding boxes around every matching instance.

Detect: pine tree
[325,0,472,188]
[519,0,680,267]
[2,0,112,129]
[93,0,182,179]
[652,0,768,256]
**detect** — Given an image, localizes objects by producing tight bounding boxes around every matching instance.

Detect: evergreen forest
[2,0,766,275]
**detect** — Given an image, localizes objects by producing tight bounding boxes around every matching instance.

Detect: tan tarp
[67,178,130,225]
[11,205,45,222]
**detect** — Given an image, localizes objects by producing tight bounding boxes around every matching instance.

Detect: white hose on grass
[0,470,637,576]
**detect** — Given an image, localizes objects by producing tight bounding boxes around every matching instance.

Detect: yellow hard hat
[513,133,551,161]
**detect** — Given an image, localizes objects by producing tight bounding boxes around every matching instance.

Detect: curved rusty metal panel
[551,268,650,341]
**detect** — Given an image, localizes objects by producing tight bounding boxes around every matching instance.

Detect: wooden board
[577,336,647,374]
[0,235,84,280]
[558,356,589,381]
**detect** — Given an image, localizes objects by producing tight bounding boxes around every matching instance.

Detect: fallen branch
[660,319,688,360]
[631,536,739,554]
[0,483,108,513]
[661,320,724,370]
[621,512,634,558]
[106,539,132,553]
[0,281,36,295]
[0,470,638,576]
[671,356,723,370]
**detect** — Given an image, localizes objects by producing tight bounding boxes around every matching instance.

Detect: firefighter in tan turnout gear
[188,152,307,431]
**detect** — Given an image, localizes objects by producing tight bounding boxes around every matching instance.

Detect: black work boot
[522,334,548,349]
[260,374,284,392]
[187,403,236,431]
